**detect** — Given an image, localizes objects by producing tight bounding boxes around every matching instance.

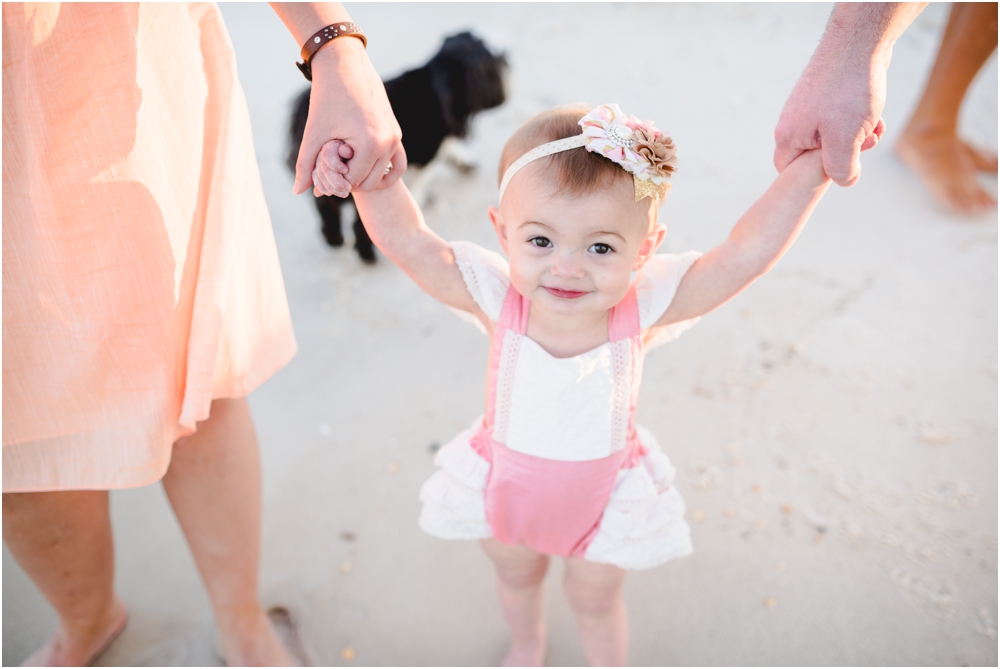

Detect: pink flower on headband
[578,104,675,185]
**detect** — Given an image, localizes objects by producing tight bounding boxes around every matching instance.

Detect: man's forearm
[822,3,927,60]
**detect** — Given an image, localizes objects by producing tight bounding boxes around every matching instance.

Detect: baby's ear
[632,223,666,272]
[489,206,510,254]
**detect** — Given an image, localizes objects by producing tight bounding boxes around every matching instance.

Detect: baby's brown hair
[498,105,631,196]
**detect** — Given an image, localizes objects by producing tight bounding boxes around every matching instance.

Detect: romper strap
[608,286,640,341]
[498,284,530,334]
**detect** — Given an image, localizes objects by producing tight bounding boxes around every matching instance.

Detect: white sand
[3,3,997,666]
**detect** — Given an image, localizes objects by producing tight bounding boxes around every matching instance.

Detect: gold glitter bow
[634,177,671,203]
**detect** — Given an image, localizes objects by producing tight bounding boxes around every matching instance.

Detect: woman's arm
[656,150,830,327]
[352,180,487,320]
[269,3,406,194]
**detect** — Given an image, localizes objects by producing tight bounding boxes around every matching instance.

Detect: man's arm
[270,3,406,194]
[774,2,927,186]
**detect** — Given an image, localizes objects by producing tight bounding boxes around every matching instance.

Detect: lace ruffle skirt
[419,418,693,570]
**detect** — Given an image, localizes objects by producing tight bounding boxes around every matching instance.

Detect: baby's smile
[543,286,589,299]
[489,164,661,319]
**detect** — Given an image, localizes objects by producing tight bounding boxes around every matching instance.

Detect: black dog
[288,32,507,263]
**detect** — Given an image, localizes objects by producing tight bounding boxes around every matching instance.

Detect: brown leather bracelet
[296,22,367,81]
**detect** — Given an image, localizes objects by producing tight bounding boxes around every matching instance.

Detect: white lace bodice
[448,241,702,463]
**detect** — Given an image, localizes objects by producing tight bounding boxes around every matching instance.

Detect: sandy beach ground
[3,3,997,666]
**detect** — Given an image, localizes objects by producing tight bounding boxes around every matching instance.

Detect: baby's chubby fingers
[313,171,351,198]
[312,140,354,198]
[312,168,351,198]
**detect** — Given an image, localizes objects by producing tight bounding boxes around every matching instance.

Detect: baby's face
[490,165,664,317]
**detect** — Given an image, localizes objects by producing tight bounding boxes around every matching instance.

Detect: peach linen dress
[2,3,297,492]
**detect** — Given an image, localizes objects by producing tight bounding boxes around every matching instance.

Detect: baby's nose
[550,252,586,279]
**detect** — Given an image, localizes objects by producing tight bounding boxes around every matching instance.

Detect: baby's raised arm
[656,150,830,327]
[345,162,487,322]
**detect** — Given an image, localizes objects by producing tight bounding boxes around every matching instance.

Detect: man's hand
[774,49,887,187]
[293,38,406,194]
[774,3,926,187]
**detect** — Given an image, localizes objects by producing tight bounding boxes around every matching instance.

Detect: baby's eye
[589,243,614,255]
[529,237,553,248]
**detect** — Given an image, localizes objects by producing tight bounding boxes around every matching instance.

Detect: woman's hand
[269,3,406,195]
[293,38,407,195]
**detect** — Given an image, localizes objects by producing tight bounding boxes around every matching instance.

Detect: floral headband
[498,103,677,205]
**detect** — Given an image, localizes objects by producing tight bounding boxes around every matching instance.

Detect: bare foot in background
[896,129,997,214]
[20,598,128,667]
[502,640,546,667]
[897,2,998,215]
[218,610,296,667]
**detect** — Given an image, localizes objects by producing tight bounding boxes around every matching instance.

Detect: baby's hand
[785,148,830,188]
[312,140,355,198]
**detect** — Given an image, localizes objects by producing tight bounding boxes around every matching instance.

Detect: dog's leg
[439,136,478,174]
[406,160,458,210]
[316,195,344,247]
[404,164,435,210]
[405,138,481,209]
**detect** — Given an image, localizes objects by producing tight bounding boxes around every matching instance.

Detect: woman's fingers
[375,144,408,190]
[293,138,319,195]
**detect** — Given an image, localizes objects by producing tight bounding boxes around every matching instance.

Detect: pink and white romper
[419,242,702,570]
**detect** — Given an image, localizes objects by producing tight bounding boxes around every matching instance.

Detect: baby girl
[314,103,829,665]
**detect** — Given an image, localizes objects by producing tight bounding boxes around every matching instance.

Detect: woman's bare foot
[217,609,296,667]
[20,597,128,667]
[501,638,546,667]
[896,127,998,215]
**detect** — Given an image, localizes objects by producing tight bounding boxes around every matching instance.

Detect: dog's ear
[286,88,312,173]
[460,41,507,116]
[429,32,508,138]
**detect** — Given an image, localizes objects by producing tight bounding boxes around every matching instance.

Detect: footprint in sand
[689,462,725,490]
[916,480,979,510]
[889,566,956,611]
[976,607,997,640]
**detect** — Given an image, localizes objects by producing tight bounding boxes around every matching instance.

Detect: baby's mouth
[544,287,588,300]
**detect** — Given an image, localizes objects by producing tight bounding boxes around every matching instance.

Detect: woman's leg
[562,557,628,667]
[162,397,292,666]
[896,2,999,213]
[2,490,128,666]
[480,538,550,667]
